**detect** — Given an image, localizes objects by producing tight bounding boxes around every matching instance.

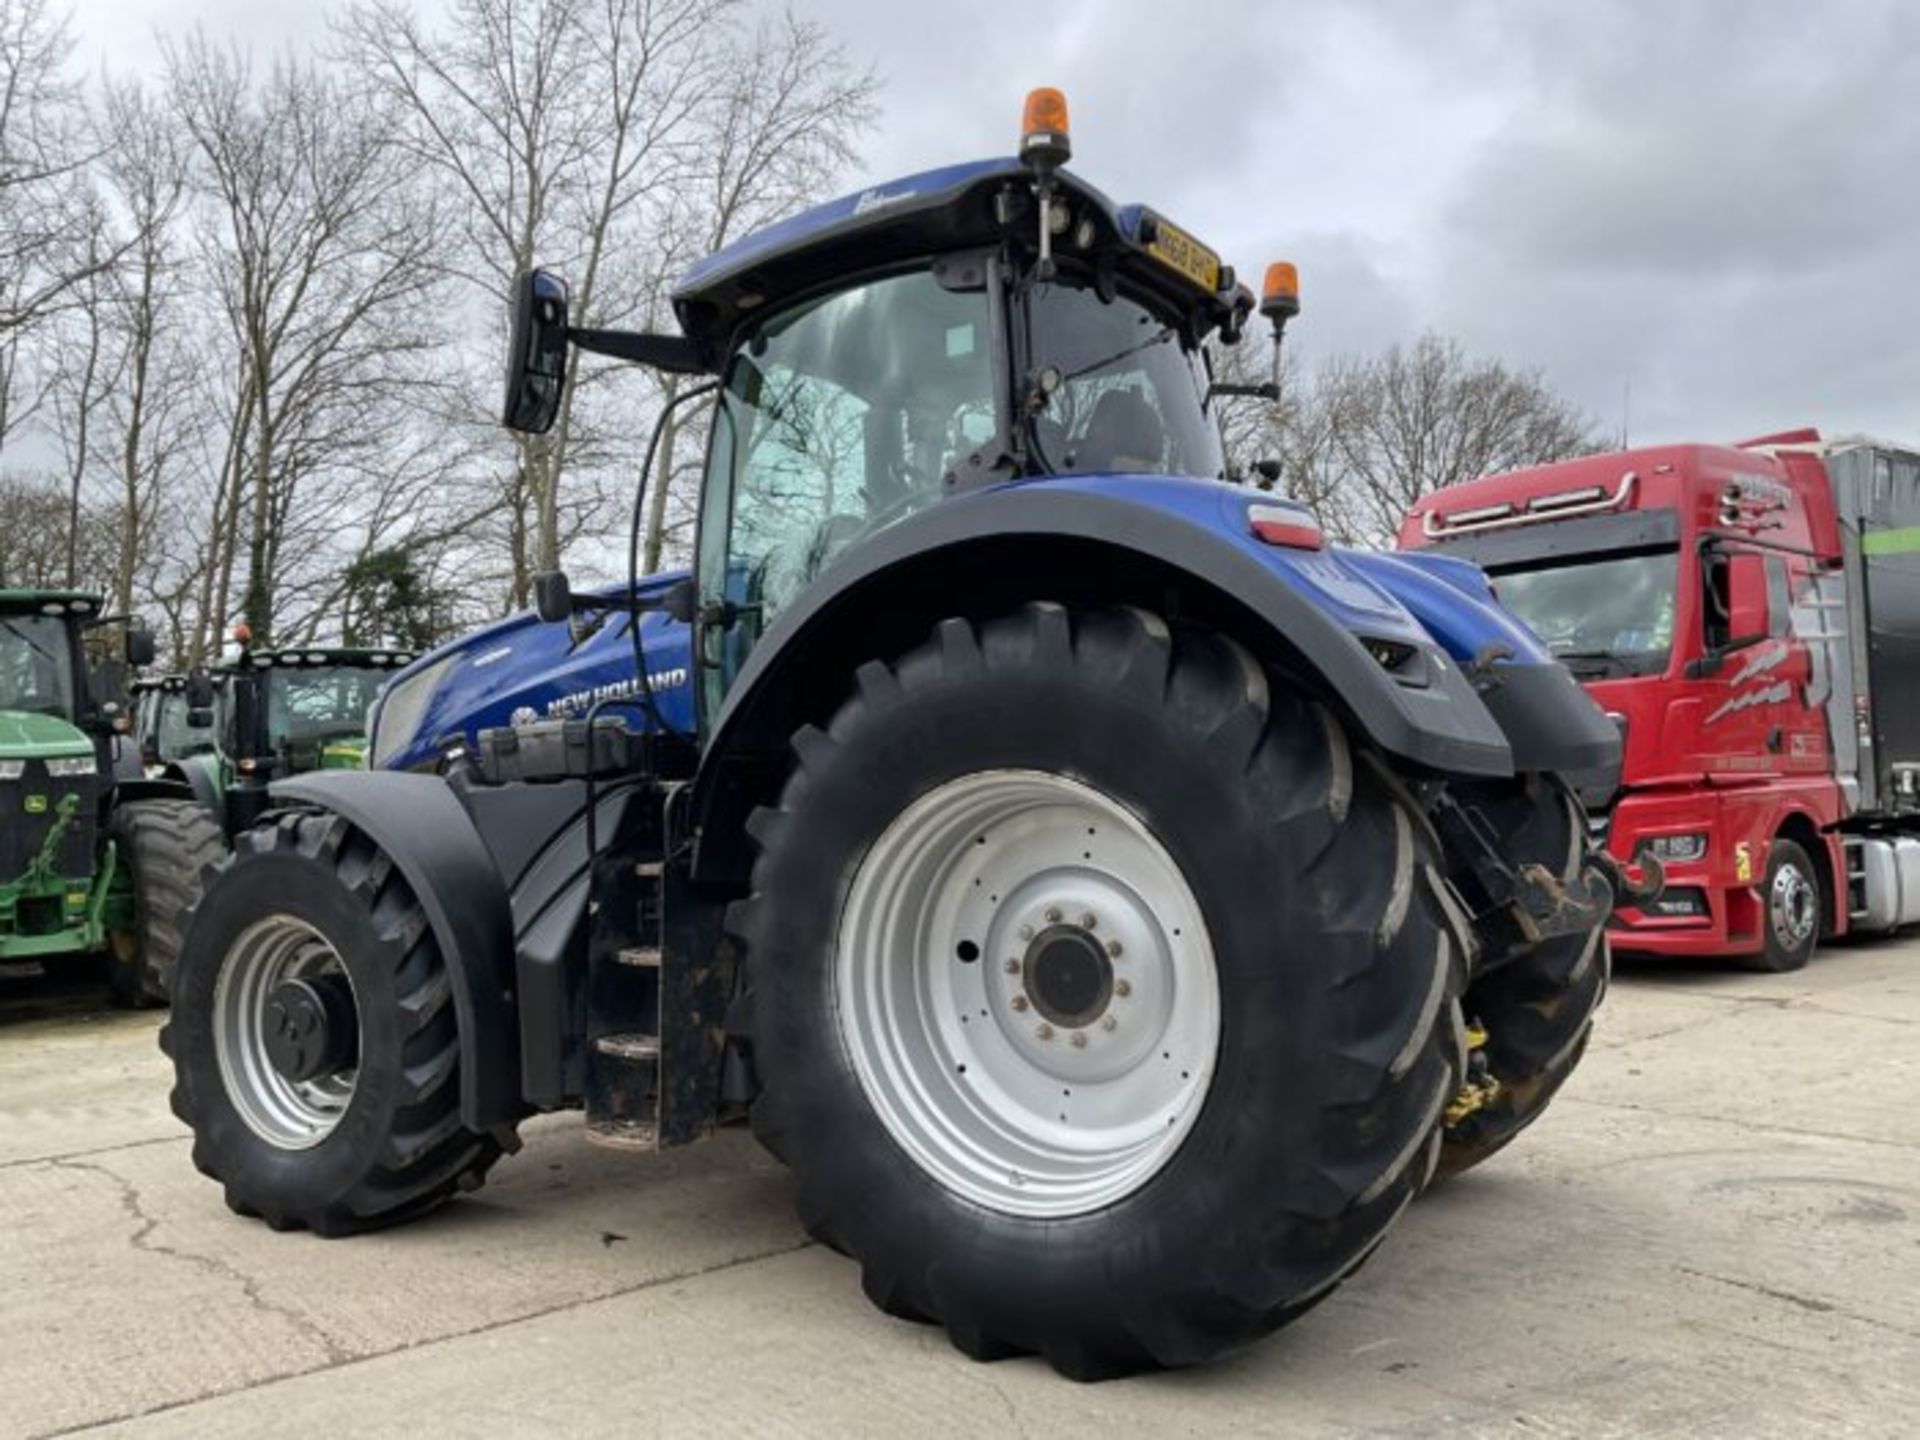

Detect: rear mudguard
[690,476,1524,874]
[164,755,227,830]
[272,771,522,1132]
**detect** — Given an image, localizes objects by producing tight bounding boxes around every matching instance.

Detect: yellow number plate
[1146,218,1221,292]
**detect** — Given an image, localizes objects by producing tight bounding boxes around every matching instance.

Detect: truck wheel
[1435,776,1606,1182]
[105,799,227,1008]
[731,605,1464,1378]
[160,812,508,1234]
[1743,838,1820,974]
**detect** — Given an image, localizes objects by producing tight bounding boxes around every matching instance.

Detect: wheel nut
[1035,1023,1054,1041]
[1114,979,1132,998]
[1044,907,1062,924]
[1011,995,1029,1012]
[1102,1015,1118,1032]
[1004,957,1022,974]
[1069,1032,1087,1049]
[1105,938,1123,958]
[1079,911,1097,930]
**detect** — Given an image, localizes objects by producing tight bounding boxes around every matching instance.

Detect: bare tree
[636,10,876,574]
[1320,334,1599,542]
[1217,332,1599,544]
[339,0,725,604]
[165,36,454,650]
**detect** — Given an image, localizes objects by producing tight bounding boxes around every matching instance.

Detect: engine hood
[368,574,697,772]
[0,709,92,760]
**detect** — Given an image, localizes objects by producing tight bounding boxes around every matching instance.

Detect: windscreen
[0,615,77,718]
[154,691,217,764]
[1022,277,1224,480]
[1490,549,1679,678]
[265,666,386,748]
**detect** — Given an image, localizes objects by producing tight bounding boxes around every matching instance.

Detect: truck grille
[0,766,99,882]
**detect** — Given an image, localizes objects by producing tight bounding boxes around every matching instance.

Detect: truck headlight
[0,760,22,780]
[44,756,97,777]
[1642,833,1707,864]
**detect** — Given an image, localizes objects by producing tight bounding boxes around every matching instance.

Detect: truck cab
[1402,432,1920,969]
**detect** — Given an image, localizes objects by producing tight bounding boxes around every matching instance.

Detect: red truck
[1399,429,1920,971]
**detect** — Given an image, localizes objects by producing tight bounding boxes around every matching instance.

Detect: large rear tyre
[105,799,226,1009]
[1435,776,1607,1182]
[161,812,509,1234]
[732,604,1465,1379]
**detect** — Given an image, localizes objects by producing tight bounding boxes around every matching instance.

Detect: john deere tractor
[163,644,414,837]
[0,590,223,1006]
[165,92,1644,1376]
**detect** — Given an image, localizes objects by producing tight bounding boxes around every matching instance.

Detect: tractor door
[691,264,1002,726]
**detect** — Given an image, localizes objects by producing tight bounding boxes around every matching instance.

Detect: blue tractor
[165,91,1638,1378]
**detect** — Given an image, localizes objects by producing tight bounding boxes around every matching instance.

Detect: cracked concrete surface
[3,939,1917,1438]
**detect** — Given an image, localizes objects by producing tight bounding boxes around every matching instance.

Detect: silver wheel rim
[836,769,1220,1218]
[213,916,360,1149]
[1770,861,1817,951]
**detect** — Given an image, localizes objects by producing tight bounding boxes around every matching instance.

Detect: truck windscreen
[1490,549,1679,678]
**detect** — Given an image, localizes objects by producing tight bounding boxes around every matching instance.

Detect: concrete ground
[2,942,1916,1439]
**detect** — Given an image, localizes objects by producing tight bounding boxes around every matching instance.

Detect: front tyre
[106,799,226,1008]
[161,812,510,1234]
[1435,776,1607,1182]
[733,605,1465,1378]
[1742,838,1820,974]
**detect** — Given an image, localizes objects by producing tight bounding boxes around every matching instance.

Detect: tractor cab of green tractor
[179,643,413,834]
[131,673,224,775]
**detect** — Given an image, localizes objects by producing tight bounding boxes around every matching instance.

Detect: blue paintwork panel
[370,473,1550,774]
[371,574,697,773]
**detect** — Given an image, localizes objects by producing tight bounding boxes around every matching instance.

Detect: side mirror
[184,671,216,716]
[1725,553,1771,648]
[125,626,156,668]
[502,269,571,435]
[532,570,574,624]
[1250,458,1282,490]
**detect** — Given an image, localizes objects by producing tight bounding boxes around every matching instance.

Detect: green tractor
[131,674,226,776]
[0,589,224,1007]
[162,644,414,839]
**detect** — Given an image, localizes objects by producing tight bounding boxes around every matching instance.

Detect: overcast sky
[66,0,1920,449]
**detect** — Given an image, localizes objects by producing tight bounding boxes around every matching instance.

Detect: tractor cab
[503,88,1302,729]
[167,643,414,833]
[131,674,225,774]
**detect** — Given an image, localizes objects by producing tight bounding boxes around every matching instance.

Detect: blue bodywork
[368,475,1563,774]
[368,573,696,772]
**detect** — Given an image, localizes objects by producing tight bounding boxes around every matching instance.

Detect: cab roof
[0,588,103,615]
[669,157,1252,358]
[226,647,416,671]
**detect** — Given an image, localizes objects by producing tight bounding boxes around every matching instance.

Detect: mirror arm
[566,326,708,375]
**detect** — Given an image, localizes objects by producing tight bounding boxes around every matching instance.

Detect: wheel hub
[263,975,359,1083]
[836,769,1221,1218]
[212,914,361,1150]
[1024,925,1113,1030]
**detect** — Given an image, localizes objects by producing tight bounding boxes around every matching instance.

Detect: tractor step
[594,1032,661,1062]
[615,946,662,968]
[584,1118,660,1152]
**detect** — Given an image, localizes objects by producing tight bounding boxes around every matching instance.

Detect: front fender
[693,478,1518,870]
[272,771,522,1131]
[1349,550,1622,777]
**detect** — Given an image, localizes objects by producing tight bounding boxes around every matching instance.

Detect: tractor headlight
[1641,833,1707,864]
[369,653,457,769]
[44,756,97,777]
[0,760,22,781]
